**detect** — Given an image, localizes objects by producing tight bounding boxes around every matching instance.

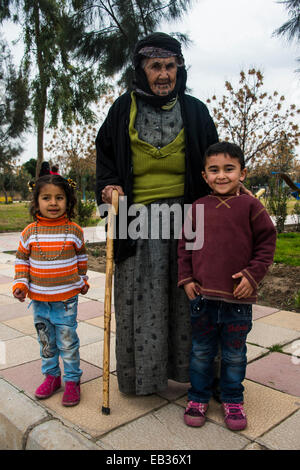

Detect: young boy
[177,141,276,431]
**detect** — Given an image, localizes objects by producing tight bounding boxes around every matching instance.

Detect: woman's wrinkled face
[143,56,177,96]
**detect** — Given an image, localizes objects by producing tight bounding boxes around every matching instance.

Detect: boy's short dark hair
[204,141,245,169]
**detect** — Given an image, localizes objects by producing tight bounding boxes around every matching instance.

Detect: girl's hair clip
[67,178,77,189]
[28,181,35,191]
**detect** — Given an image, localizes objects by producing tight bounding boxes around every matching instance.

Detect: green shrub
[76,197,95,226]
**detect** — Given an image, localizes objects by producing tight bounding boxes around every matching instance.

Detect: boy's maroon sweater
[177,194,276,304]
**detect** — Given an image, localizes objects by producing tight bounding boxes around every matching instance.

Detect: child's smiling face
[202,153,247,196]
[38,184,67,218]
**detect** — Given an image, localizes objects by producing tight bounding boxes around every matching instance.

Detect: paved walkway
[0,228,299,450]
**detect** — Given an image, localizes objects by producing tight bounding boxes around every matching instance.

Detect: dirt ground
[86,243,300,313]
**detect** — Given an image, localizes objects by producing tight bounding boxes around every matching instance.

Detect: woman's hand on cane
[102,185,124,204]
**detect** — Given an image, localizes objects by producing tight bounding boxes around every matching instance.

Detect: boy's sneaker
[62,381,80,406]
[223,402,247,430]
[35,375,61,399]
[184,401,208,427]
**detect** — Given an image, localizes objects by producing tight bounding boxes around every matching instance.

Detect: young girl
[13,175,89,406]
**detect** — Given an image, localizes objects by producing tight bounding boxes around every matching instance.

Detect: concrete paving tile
[42,376,167,438]
[257,310,300,331]
[0,265,15,277]
[86,270,106,280]
[0,335,40,370]
[0,294,22,307]
[246,352,300,396]
[0,298,31,322]
[246,344,268,363]
[85,287,115,306]
[156,380,190,401]
[88,313,116,333]
[252,304,279,320]
[0,358,102,396]
[0,253,15,263]
[0,378,48,450]
[283,340,300,357]
[77,321,104,345]
[176,379,300,440]
[99,403,249,450]
[88,277,106,288]
[80,338,116,371]
[3,315,36,335]
[77,296,92,304]
[243,442,266,450]
[0,275,13,285]
[84,287,106,302]
[77,300,105,321]
[0,282,12,294]
[257,410,300,450]
[247,321,300,348]
[0,323,24,340]
[26,420,101,450]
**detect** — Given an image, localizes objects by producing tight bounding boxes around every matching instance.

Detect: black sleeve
[95,102,124,206]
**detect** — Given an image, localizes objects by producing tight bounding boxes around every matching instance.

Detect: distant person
[13,175,89,407]
[39,161,51,177]
[50,165,60,175]
[178,142,276,431]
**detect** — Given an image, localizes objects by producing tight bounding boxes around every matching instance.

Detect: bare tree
[207,68,300,166]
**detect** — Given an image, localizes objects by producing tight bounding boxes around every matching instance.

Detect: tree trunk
[34,0,47,179]
[35,97,46,178]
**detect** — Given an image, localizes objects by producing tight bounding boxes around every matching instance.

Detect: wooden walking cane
[102,189,119,415]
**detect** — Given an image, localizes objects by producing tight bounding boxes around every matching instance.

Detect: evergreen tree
[273,0,300,69]
[0,0,106,177]
[0,36,29,172]
[68,0,192,86]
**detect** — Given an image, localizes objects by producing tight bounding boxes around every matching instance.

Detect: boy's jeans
[188,296,252,404]
[32,296,82,383]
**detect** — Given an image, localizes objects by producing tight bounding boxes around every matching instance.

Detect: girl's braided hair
[30,175,77,220]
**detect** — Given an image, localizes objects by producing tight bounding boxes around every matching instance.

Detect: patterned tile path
[0,250,299,450]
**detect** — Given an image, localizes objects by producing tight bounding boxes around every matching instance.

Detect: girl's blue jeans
[189,296,252,404]
[32,295,82,383]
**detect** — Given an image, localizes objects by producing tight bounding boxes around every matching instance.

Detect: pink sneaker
[223,403,247,430]
[35,375,61,399]
[184,401,209,427]
[62,381,80,406]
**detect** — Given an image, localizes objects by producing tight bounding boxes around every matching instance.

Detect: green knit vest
[130,92,185,205]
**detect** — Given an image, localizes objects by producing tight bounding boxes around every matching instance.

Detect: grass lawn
[274,232,300,266]
[0,201,103,232]
[0,202,32,232]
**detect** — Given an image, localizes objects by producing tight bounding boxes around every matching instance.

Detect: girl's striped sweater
[13,214,89,301]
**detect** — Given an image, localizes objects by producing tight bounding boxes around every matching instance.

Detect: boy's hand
[184,282,199,300]
[232,273,253,299]
[81,284,89,295]
[13,288,26,302]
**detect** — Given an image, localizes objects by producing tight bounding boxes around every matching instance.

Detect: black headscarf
[132,32,187,108]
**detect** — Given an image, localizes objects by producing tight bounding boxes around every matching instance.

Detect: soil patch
[86,243,300,313]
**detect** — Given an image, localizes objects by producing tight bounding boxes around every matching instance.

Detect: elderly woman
[96,32,218,396]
